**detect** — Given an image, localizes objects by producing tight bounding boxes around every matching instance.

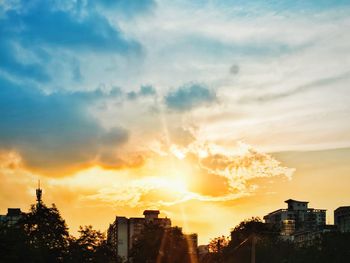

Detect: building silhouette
[334,206,350,233]
[264,199,326,237]
[0,208,24,227]
[263,199,333,245]
[107,210,171,261]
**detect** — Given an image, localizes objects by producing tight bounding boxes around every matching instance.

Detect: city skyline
[1,178,349,244]
[1,0,350,245]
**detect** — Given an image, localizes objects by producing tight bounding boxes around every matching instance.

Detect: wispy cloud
[239,71,350,103]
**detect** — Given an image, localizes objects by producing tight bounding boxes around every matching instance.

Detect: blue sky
[1,0,349,169]
[1,0,350,242]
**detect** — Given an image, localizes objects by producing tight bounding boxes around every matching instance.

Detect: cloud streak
[239,71,350,103]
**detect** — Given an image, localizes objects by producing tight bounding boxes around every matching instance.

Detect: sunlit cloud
[33,141,294,209]
[2,142,292,211]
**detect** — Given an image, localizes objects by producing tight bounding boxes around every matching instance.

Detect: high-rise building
[107,210,171,262]
[264,199,326,236]
[334,206,350,233]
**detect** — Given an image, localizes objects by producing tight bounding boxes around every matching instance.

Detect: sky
[1,0,350,244]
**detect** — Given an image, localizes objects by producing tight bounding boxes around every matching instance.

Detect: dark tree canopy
[208,235,230,253]
[20,203,70,262]
[0,203,116,263]
[130,224,194,263]
[67,225,115,263]
[201,217,350,263]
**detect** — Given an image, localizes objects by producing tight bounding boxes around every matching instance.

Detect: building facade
[334,206,350,233]
[107,210,171,262]
[293,224,337,246]
[264,199,326,238]
[0,208,24,227]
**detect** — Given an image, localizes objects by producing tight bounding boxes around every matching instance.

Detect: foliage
[200,217,350,263]
[0,220,31,262]
[67,225,114,263]
[208,235,230,253]
[0,203,116,263]
[20,203,70,262]
[130,224,194,263]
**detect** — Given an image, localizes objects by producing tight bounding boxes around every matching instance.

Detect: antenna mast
[36,180,42,207]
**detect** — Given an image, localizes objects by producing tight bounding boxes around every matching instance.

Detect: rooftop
[143,210,160,215]
[335,206,350,212]
[285,199,309,204]
[7,208,22,216]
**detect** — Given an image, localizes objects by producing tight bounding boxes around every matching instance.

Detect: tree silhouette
[0,220,31,262]
[201,235,230,263]
[208,235,230,253]
[130,224,192,263]
[160,227,192,263]
[199,217,350,263]
[0,203,117,263]
[67,225,115,263]
[20,203,70,262]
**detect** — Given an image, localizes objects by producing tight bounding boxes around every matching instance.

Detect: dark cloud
[230,64,240,75]
[127,91,138,100]
[139,85,156,96]
[127,85,157,100]
[99,128,129,146]
[0,77,128,174]
[165,83,217,111]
